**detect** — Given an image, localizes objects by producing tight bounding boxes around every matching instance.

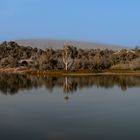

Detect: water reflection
[63,77,78,100]
[0,74,140,96]
[0,74,140,140]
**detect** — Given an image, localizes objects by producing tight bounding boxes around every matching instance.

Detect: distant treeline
[0,41,140,70]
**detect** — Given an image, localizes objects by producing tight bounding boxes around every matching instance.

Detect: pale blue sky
[0,0,140,47]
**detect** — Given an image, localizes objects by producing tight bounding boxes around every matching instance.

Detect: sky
[0,0,140,47]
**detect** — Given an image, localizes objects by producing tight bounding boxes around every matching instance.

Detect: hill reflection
[0,74,140,95]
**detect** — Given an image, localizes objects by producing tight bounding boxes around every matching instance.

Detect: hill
[15,39,126,50]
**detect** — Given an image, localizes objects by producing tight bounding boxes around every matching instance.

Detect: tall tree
[63,43,74,70]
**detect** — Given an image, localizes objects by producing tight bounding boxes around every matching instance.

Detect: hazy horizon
[0,37,131,48]
[0,0,140,47]
[0,38,129,47]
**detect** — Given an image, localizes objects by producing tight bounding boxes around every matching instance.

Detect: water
[0,74,140,140]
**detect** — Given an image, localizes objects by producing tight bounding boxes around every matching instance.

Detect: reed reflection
[0,74,140,96]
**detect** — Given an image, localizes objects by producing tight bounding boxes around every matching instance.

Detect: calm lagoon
[0,74,140,140]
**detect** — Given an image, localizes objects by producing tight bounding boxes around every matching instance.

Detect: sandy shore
[0,67,31,74]
[0,67,140,76]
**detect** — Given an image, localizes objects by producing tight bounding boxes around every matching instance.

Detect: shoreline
[0,67,140,76]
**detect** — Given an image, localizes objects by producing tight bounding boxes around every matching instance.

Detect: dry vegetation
[0,41,140,73]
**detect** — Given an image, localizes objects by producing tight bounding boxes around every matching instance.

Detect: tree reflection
[63,77,78,100]
[0,74,139,96]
